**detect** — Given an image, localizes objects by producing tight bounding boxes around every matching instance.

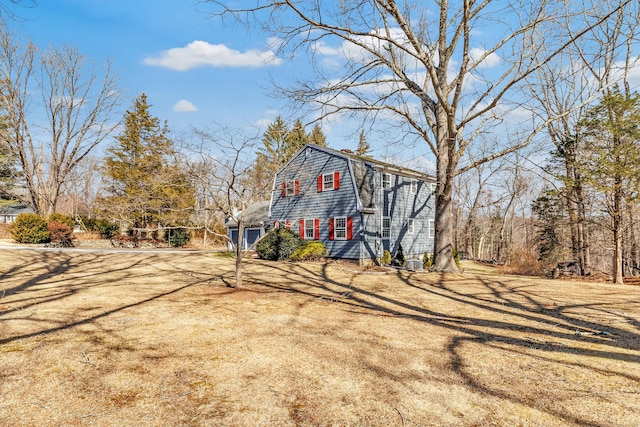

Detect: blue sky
[10,1,296,143]
[7,0,438,168]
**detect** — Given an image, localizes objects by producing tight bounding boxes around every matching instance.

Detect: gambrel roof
[272,144,435,214]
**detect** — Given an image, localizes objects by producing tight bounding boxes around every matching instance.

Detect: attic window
[382,173,391,189]
[410,179,418,194]
[281,180,300,197]
[318,171,341,192]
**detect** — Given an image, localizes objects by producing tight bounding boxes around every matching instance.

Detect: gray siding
[269,144,436,263]
[270,146,361,259]
[379,172,434,260]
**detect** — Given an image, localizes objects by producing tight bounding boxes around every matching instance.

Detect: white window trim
[322,173,334,191]
[430,182,437,194]
[428,219,435,238]
[382,173,391,189]
[410,179,418,194]
[408,218,415,234]
[334,216,347,240]
[304,218,315,240]
[382,216,390,240]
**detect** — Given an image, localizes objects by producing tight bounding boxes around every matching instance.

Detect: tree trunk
[612,178,623,284]
[234,220,244,288]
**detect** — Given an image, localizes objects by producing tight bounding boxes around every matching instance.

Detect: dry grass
[0,249,639,426]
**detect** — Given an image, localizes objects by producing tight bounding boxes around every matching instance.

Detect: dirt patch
[0,249,639,426]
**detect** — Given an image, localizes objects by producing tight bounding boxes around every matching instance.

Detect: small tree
[181,124,269,287]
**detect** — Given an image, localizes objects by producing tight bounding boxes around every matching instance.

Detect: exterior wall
[378,171,435,261]
[228,226,266,251]
[270,146,362,259]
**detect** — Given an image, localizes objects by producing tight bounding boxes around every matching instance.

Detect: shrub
[9,213,50,244]
[48,213,75,229]
[452,247,461,268]
[165,227,191,248]
[423,252,434,269]
[48,222,75,247]
[393,244,406,266]
[290,241,327,261]
[94,219,119,239]
[381,249,392,265]
[256,228,302,261]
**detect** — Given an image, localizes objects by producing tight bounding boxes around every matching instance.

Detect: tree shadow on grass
[0,250,221,346]
[246,260,640,426]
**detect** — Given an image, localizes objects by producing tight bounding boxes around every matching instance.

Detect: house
[269,144,436,265]
[225,200,271,250]
[0,204,34,224]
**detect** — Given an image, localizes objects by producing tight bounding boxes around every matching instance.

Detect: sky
[6,1,640,176]
[10,1,285,138]
[5,0,441,170]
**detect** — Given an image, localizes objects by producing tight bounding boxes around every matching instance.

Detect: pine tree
[356,130,370,156]
[578,87,640,284]
[97,94,194,235]
[308,123,327,147]
[285,119,309,159]
[257,116,290,169]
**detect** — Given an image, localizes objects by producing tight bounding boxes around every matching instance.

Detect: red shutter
[285,220,291,230]
[314,219,320,240]
[334,171,340,190]
[299,219,305,239]
[346,216,353,240]
[281,182,286,197]
[328,218,335,240]
[317,175,323,192]
[294,180,300,195]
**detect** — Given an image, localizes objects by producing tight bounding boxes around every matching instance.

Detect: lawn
[0,248,639,426]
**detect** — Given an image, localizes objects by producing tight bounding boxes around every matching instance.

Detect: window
[305,219,315,239]
[329,216,353,240]
[410,179,418,194]
[323,173,334,191]
[428,219,435,238]
[430,182,437,194]
[334,217,347,240]
[281,180,300,197]
[382,173,391,189]
[382,217,390,239]
[317,171,341,192]
[407,218,415,234]
[299,218,320,240]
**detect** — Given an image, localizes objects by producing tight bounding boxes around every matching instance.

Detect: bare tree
[0,22,121,215]
[181,124,271,288]
[210,0,632,272]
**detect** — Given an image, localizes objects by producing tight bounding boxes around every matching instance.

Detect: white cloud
[143,40,282,71]
[173,99,198,112]
[469,48,500,68]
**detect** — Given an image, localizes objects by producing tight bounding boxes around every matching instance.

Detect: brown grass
[0,249,639,426]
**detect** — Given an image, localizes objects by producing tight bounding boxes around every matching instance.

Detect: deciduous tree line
[1,1,640,284]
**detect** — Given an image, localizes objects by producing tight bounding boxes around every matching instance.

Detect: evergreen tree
[532,190,565,265]
[578,87,640,283]
[356,130,370,156]
[285,118,309,158]
[257,116,290,169]
[308,123,327,147]
[97,94,195,235]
